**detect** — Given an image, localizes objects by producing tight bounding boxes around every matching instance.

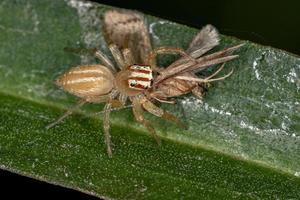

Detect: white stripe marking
[130,71,153,79]
[67,77,104,84]
[70,69,105,75]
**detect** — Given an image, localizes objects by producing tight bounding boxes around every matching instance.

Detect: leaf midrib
[0,89,298,178]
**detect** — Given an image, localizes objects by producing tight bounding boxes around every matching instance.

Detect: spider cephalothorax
[114,64,153,97]
[127,65,153,90]
[47,9,243,157]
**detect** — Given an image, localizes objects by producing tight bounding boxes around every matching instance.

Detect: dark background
[97,0,300,55]
[1,0,299,199]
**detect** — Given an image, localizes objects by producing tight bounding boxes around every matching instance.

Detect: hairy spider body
[47,42,188,156]
[47,9,243,157]
[56,65,114,103]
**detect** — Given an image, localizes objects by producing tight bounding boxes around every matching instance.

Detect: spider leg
[46,93,112,129]
[103,102,113,157]
[102,94,128,114]
[147,47,197,72]
[145,90,175,104]
[46,99,86,129]
[140,96,187,129]
[122,48,134,67]
[108,44,125,70]
[101,90,120,157]
[85,105,133,118]
[152,96,175,104]
[118,94,128,106]
[94,49,116,72]
[63,47,116,72]
[132,98,161,145]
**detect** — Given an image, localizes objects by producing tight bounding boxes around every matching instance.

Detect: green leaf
[0,0,299,199]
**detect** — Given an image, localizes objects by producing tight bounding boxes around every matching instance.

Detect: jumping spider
[47,9,243,157]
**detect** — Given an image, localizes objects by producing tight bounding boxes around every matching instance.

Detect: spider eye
[129,80,137,87]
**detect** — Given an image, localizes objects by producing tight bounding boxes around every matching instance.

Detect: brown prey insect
[46,9,243,157]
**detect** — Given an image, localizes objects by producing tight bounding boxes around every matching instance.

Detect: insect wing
[152,25,220,85]
[154,25,243,85]
[186,24,220,57]
[103,10,152,64]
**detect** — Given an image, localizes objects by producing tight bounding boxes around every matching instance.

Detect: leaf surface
[0,0,299,199]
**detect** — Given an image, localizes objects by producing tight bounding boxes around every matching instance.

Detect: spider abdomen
[56,65,114,99]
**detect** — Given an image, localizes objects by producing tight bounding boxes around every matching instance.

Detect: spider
[46,9,243,157]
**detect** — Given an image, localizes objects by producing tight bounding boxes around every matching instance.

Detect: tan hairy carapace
[47,9,243,157]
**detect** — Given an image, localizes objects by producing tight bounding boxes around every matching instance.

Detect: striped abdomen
[56,65,114,99]
[128,64,153,90]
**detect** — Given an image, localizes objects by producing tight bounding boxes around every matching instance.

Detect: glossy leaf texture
[0,0,299,199]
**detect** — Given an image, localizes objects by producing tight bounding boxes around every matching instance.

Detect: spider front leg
[132,97,161,145]
[108,44,125,70]
[122,48,134,66]
[145,90,175,104]
[140,96,187,130]
[147,47,197,72]
[64,47,117,72]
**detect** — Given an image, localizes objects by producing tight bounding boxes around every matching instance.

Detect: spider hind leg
[46,100,86,129]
